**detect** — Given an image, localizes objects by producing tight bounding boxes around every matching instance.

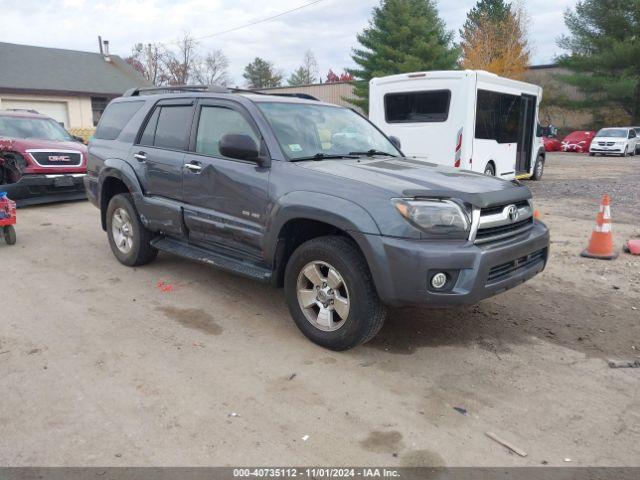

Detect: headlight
[392,198,470,238]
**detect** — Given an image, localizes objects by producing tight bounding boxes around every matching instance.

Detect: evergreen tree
[347,0,459,112]
[557,0,640,124]
[460,0,530,79]
[243,57,283,89]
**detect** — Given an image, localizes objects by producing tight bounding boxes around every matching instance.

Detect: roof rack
[122,85,320,102]
[123,85,229,97]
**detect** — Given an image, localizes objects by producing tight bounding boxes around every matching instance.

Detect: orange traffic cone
[581,195,618,260]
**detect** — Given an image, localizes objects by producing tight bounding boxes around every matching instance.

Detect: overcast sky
[0,0,577,86]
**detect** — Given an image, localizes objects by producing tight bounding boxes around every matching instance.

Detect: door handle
[184,162,203,173]
[134,152,147,162]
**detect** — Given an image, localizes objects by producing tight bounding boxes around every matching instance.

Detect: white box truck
[369,70,545,181]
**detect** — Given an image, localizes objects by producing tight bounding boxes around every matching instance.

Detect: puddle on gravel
[157,306,223,335]
[360,430,404,453]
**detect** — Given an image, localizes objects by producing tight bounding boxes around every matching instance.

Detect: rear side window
[94,101,144,140]
[384,90,451,123]
[138,105,193,150]
[475,90,521,144]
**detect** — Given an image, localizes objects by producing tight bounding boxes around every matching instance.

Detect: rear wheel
[484,163,496,176]
[531,155,544,181]
[106,193,157,266]
[284,236,385,351]
[3,225,16,245]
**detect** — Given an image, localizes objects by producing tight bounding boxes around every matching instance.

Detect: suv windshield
[0,115,73,141]
[257,102,399,160]
[596,128,627,138]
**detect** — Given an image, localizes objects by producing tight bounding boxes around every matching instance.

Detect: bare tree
[194,50,230,86]
[288,50,318,86]
[163,33,199,85]
[125,42,165,86]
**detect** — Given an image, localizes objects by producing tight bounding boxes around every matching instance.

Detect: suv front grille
[474,201,534,245]
[487,248,547,284]
[27,150,83,167]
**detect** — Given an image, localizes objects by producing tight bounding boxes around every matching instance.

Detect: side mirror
[72,135,85,143]
[219,134,264,165]
[389,135,402,150]
[536,125,544,137]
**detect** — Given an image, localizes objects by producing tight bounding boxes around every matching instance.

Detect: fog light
[431,272,448,290]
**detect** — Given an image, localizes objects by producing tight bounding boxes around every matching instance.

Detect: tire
[484,163,496,176]
[284,235,385,351]
[106,193,158,266]
[623,147,629,157]
[531,155,544,181]
[589,152,595,157]
[3,225,16,245]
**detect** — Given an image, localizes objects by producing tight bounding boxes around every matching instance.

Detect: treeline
[125,36,352,89]
[126,0,640,123]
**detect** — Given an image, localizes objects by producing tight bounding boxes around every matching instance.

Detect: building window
[91,97,109,127]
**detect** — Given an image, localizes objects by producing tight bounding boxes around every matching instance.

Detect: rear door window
[95,101,144,140]
[137,105,193,151]
[384,90,451,123]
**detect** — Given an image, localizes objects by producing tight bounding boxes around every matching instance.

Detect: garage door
[2,100,70,127]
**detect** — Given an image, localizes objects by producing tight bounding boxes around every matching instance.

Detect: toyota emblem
[507,205,519,223]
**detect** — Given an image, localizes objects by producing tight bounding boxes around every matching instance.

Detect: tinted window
[475,90,521,143]
[152,106,193,150]
[196,106,259,156]
[95,101,144,140]
[385,90,450,123]
[139,108,160,146]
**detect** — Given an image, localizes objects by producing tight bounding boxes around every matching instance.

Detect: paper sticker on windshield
[289,144,302,152]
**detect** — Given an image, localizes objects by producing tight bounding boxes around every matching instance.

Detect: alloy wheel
[111,208,134,254]
[296,261,350,332]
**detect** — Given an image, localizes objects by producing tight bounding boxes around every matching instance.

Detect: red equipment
[0,192,17,245]
[562,131,595,153]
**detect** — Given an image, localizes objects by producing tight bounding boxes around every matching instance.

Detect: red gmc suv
[0,109,87,205]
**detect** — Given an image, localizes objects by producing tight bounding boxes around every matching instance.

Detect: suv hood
[0,136,87,153]
[296,157,531,208]
[593,137,627,142]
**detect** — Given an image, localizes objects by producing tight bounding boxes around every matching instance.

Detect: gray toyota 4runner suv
[85,86,550,351]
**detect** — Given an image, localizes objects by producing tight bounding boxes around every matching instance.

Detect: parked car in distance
[632,127,640,154]
[369,71,546,181]
[0,109,87,205]
[86,86,550,351]
[589,127,637,156]
[562,130,595,153]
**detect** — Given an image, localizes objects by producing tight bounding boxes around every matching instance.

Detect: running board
[151,237,272,283]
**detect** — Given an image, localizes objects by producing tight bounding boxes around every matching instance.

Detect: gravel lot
[1,152,639,467]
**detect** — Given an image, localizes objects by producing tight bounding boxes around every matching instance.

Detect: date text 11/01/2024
[233,468,401,478]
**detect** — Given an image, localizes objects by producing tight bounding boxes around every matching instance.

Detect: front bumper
[590,147,624,154]
[1,173,87,206]
[354,221,550,307]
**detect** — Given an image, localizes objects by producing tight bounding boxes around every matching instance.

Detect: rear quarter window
[94,101,145,140]
[384,90,451,123]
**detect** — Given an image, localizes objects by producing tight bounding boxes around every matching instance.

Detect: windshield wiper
[290,153,358,162]
[348,149,397,157]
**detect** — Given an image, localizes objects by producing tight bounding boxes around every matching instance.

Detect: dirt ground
[1,152,639,467]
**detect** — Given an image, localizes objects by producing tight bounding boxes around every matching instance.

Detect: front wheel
[284,236,385,351]
[106,193,158,266]
[531,155,544,181]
